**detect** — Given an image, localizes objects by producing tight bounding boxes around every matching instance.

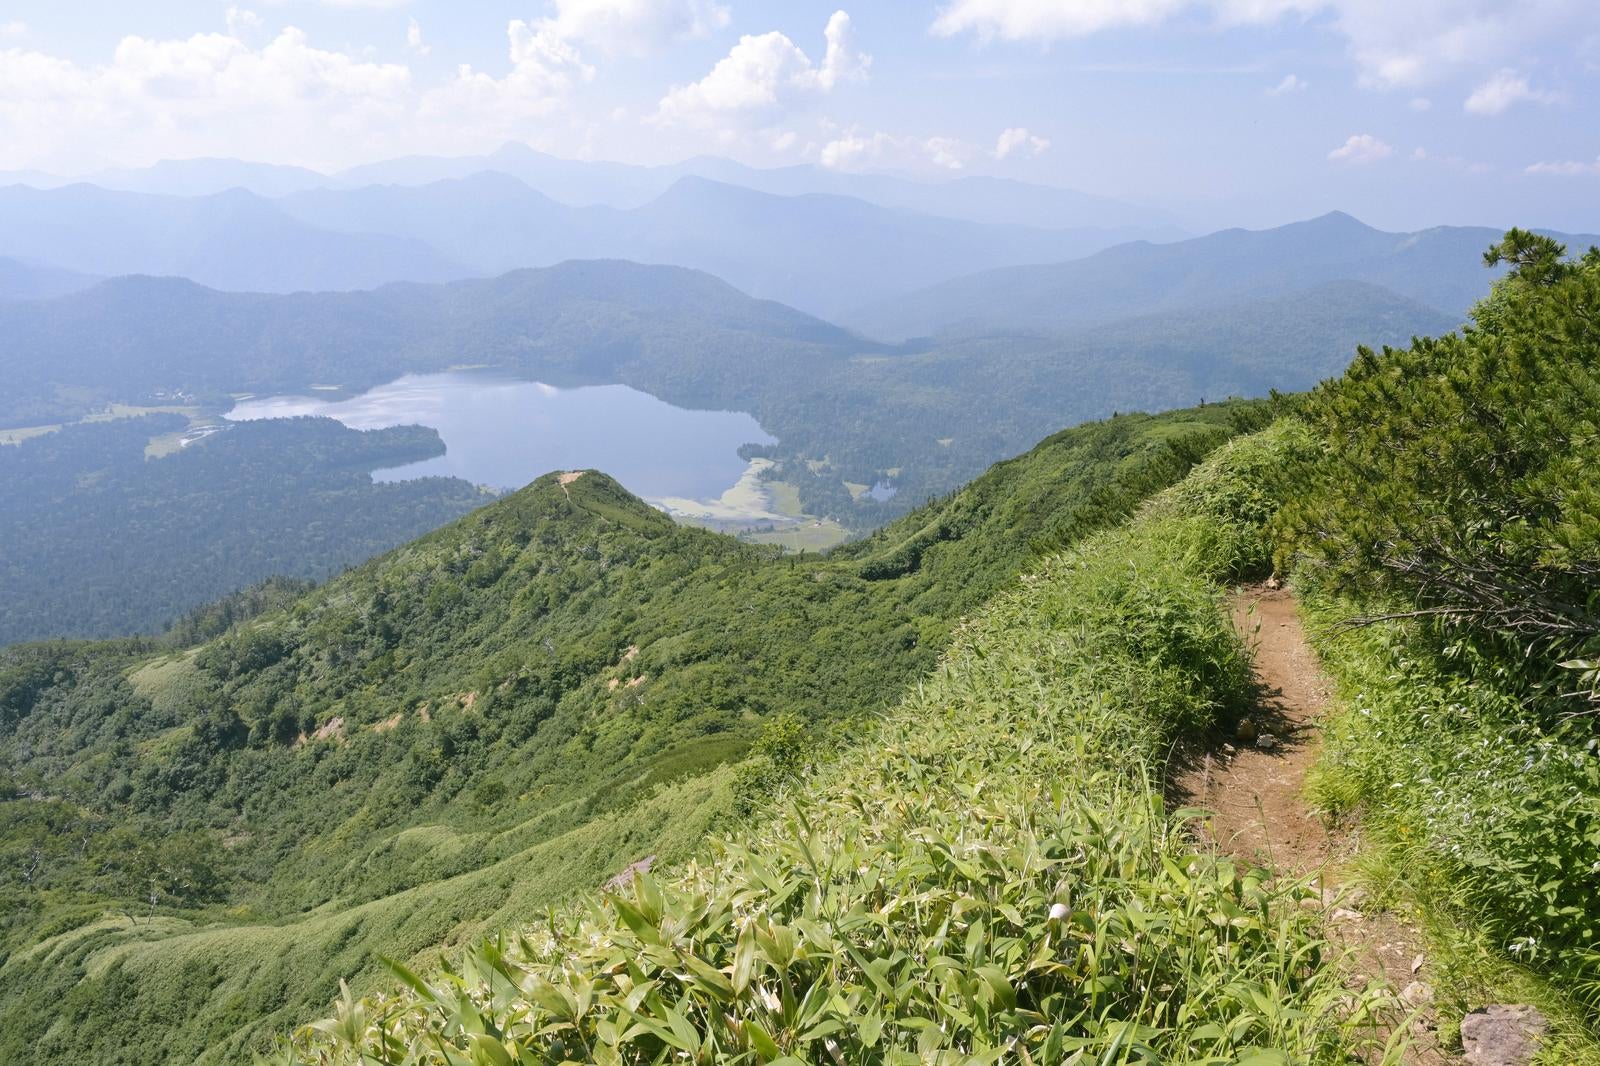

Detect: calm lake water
[226,371,775,507]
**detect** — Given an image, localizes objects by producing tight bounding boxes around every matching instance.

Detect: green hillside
[0,401,1263,1064]
[1269,231,1600,1047]
[7,231,1598,1063]
[281,230,1600,1063]
[292,427,1379,1063]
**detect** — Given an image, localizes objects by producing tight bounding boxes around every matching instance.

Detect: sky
[1,0,1598,232]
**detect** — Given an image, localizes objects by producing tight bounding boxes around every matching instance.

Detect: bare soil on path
[1173,585,1450,1063]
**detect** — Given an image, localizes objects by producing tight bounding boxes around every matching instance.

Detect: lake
[226,371,776,515]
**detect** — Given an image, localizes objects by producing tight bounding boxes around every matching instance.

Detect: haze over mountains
[8,148,1584,335]
[0,257,99,302]
[0,253,1457,539]
[2,144,1178,230]
[845,210,1600,340]
[0,184,467,294]
[0,178,1161,316]
[277,173,1152,317]
[2,144,1587,554]
[0,146,1182,314]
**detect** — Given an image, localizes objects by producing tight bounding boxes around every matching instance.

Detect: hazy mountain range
[0,184,466,293]
[844,211,1600,340]
[276,172,1150,316]
[2,143,1179,231]
[0,170,1163,315]
[0,148,1564,521]
[0,256,99,302]
[9,150,1589,333]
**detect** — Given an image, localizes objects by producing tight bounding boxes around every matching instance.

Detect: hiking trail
[1176,584,1449,1063]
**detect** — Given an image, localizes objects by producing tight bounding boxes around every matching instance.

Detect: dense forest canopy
[0,416,490,645]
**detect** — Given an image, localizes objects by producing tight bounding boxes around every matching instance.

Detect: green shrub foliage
[1274,233,1600,708]
[1272,231,1600,1032]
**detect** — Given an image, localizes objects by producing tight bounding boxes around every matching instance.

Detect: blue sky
[2,1,1597,231]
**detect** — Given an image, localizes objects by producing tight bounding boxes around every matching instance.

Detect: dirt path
[1175,584,1448,1063]
[1183,585,1333,874]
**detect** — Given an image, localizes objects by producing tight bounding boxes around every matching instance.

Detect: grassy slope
[289,430,1390,1064]
[1301,600,1600,1061]
[0,402,1266,1065]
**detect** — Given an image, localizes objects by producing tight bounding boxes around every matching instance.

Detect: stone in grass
[1460,1004,1547,1066]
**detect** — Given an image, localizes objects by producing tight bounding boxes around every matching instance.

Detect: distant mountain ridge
[279,172,1157,316]
[844,211,1600,340]
[0,172,1164,313]
[0,184,468,293]
[0,256,100,301]
[0,260,873,426]
[1,143,1176,232]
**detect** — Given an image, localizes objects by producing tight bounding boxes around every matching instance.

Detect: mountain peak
[1303,209,1375,232]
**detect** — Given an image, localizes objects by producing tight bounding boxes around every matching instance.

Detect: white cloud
[307,0,410,8]
[656,10,869,126]
[993,125,1049,158]
[225,8,261,39]
[418,20,592,141]
[930,1,1600,91]
[1525,156,1600,176]
[1327,132,1393,163]
[1411,146,1427,160]
[406,17,430,56]
[1267,73,1306,94]
[0,18,602,171]
[1409,96,1432,110]
[542,0,730,55]
[924,136,966,169]
[932,0,1196,40]
[820,128,972,171]
[0,28,415,170]
[0,21,27,39]
[1462,69,1560,114]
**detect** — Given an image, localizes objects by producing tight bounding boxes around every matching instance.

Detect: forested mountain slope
[846,210,1600,340]
[0,261,864,428]
[0,416,490,645]
[0,259,1442,528]
[0,401,1264,1064]
[291,428,1378,1063]
[283,230,1600,1065]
